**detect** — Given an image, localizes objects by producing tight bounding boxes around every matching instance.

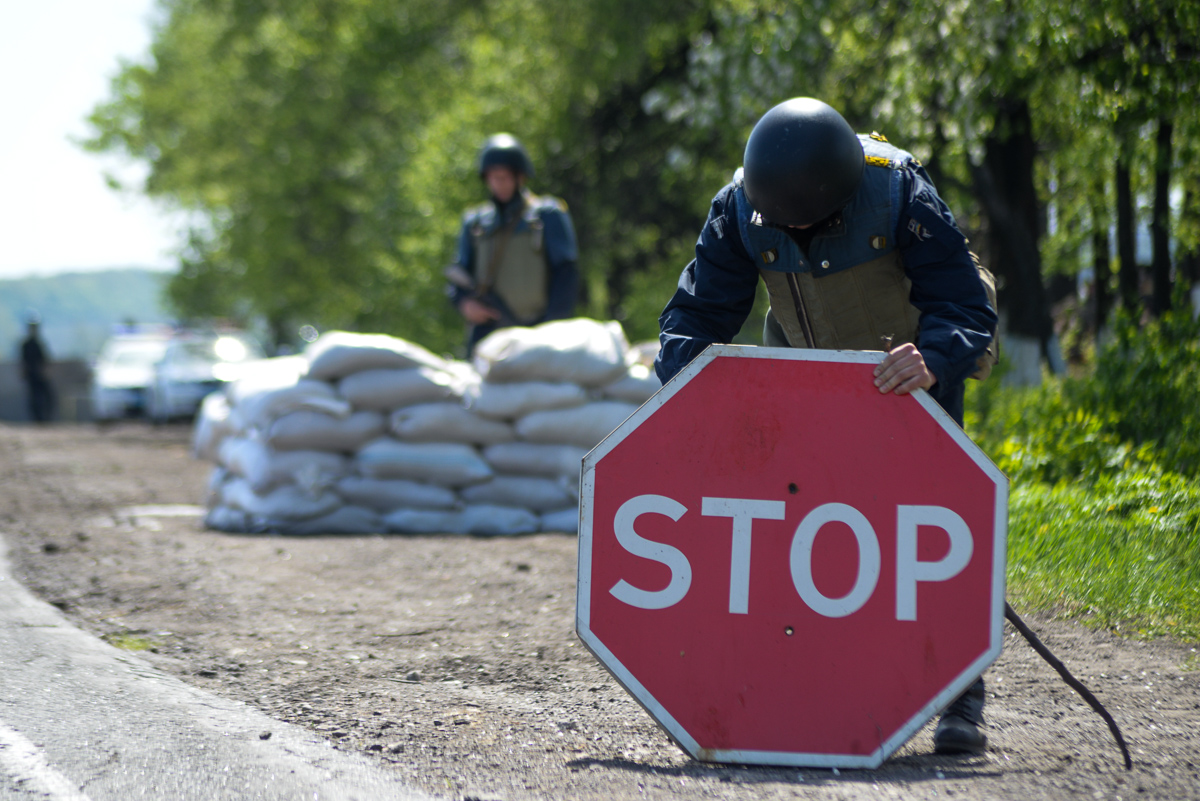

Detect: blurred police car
[90,332,172,421]
[146,331,265,422]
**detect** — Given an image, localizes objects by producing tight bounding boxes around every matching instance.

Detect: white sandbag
[226,355,310,406]
[338,367,467,411]
[266,410,385,452]
[599,362,661,404]
[270,449,350,494]
[389,403,515,445]
[334,476,458,512]
[473,319,630,386]
[459,475,575,512]
[540,507,580,534]
[237,380,351,431]
[305,331,447,380]
[219,438,349,494]
[515,401,639,449]
[355,438,493,487]
[626,340,660,368]
[384,508,468,535]
[218,437,272,487]
[459,504,541,536]
[443,359,483,394]
[205,466,231,509]
[464,380,588,420]
[219,477,342,521]
[561,475,580,502]
[481,442,587,479]
[192,392,240,462]
[204,504,256,534]
[269,506,385,536]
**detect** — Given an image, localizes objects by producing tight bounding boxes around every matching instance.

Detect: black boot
[934,677,987,754]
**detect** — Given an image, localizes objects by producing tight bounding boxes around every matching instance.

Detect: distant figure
[445,133,580,355]
[20,313,55,423]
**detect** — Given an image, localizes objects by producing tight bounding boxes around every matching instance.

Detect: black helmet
[742,98,864,227]
[477,133,535,179]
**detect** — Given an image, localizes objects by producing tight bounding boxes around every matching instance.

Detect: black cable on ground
[1004,602,1133,771]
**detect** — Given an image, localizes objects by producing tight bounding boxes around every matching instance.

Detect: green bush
[967,307,1200,484]
[966,379,1161,487]
[1067,308,1200,477]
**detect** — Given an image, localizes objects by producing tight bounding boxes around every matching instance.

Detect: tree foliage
[87,0,1200,359]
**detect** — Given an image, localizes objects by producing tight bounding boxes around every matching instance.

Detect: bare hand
[873,343,937,396]
[459,298,502,325]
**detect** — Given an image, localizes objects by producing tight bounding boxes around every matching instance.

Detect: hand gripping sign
[576,346,1007,768]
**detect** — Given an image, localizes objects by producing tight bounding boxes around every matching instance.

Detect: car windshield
[102,340,169,367]
[177,335,260,363]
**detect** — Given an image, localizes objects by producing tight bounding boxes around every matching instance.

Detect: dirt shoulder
[2,422,1197,800]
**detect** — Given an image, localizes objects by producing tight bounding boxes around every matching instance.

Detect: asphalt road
[0,533,433,801]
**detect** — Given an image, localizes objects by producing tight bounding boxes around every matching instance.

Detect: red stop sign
[577,346,1007,768]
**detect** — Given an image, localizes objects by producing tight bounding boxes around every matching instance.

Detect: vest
[735,135,921,354]
[470,197,551,324]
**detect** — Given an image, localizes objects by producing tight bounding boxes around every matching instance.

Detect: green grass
[1005,473,1200,641]
[102,633,158,652]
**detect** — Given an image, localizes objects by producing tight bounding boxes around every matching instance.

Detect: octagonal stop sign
[576,345,1008,768]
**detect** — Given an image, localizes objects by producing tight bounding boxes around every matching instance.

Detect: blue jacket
[656,137,996,422]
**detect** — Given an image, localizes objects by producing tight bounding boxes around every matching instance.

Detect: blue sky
[0,0,181,279]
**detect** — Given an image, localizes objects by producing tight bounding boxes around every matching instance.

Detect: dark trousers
[27,379,54,423]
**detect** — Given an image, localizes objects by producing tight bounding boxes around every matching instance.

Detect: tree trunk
[1115,147,1139,315]
[1181,190,1200,319]
[1092,207,1111,341]
[1150,117,1174,316]
[969,96,1054,383]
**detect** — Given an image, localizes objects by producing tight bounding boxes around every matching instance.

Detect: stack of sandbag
[197,319,661,537]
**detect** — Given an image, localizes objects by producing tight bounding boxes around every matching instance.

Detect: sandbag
[237,380,351,431]
[385,503,542,536]
[266,410,385,452]
[464,380,587,421]
[305,331,447,380]
[219,438,349,495]
[539,507,580,534]
[193,392,240,462]
[515,401,639,449]
[338,367,468,411]
[383,508,468,535]
[269,506,385,536]
[473,319,630,386]
[205,466,231,509]
[599,362,661,405]
[355,438,493,487]
[459,504,541,536]
[626,340,660,368]
[389,403,515,445]
[219,477,342,521]
[226,355,311,407]
[334,476,458,512]
[459,475,575,512]
[217,437,272,489]
[204,504,259,534]
[481,442,587,480]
